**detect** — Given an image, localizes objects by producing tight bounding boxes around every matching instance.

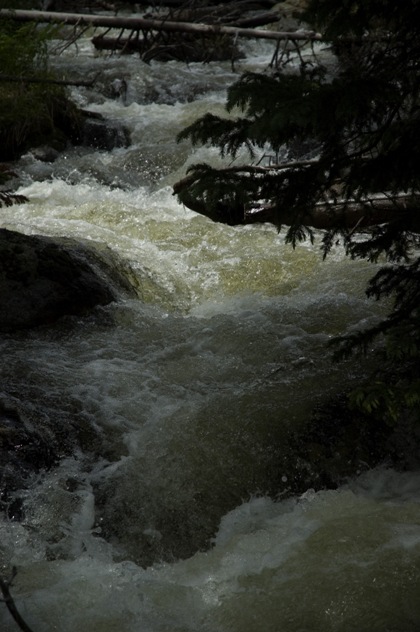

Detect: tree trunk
[173,172,420,232]
[0,9,321,42]
[244,197,420,231]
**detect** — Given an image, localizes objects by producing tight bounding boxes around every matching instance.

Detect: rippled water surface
[1,29,419,632]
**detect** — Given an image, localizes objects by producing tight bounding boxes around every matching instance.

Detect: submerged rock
[0,229,136,516]
[29,145,61,163]
[0,390,102,521]
[0,228,135,332]
[81,116,131,150]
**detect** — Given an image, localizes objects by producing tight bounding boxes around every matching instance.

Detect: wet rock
[109,78,128,103]
[0,400,57,519]
[283,393,420,494]
[0,394,100,520]
[0,228,135,332]
[30,145,61,163]
[274,0,310,30]
[81,113,130,150]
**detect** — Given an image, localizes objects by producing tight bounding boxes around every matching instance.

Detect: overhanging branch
[0,568,35,632]
[172,159,320,195]
[173,166,420,232]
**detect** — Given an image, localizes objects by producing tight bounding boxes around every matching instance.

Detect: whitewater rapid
[1,30,419,632]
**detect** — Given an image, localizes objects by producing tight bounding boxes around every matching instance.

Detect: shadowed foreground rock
[0,228,135,332]
[0,229,136,515]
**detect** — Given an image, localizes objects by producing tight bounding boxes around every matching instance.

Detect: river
[1,25,420,632]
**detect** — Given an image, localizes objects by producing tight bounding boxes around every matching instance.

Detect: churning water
[1,31,420,632]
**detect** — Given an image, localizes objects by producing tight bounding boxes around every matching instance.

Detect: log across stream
[0,15,420,632]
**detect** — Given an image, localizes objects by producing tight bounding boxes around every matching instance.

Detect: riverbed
[1,27,420,632]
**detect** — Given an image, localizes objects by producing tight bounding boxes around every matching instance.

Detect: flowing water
[1,31,420,632]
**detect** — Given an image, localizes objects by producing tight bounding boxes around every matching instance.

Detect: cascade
[1,28,419,632]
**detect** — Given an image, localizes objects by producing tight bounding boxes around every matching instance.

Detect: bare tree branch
[0,9,321,43]
[0,568,35,632]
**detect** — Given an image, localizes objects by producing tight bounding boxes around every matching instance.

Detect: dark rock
[0,229,135,514]
[0,400,58,519]
[0,229,135,332]
[283,392,420,494]
[0,393,101,520]
[81,117,131,150]
[110,78,128,102]
[30,145,61,163]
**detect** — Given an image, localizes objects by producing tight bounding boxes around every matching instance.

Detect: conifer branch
[172,159,320,194]
[0,568,35,632]
[0,191,29,208]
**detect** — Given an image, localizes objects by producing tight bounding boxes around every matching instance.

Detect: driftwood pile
[93,1,284,62]
[0,1,316,64]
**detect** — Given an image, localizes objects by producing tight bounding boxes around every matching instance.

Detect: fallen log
[0,73,96,87]
[244,196,420,231]
[90,5,280,59]
[182,190,420,232]
[91,35,243,62]
[0,9,321,43]
[173,167,420,232]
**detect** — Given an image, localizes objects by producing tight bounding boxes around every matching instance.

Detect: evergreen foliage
[0,16,82,161]
[175,0,420,423]
[0,190,28,207]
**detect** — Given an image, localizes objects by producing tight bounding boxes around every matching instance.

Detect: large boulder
[0,228,135,332]
[80,112,131,151]
[0,229,136,517]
